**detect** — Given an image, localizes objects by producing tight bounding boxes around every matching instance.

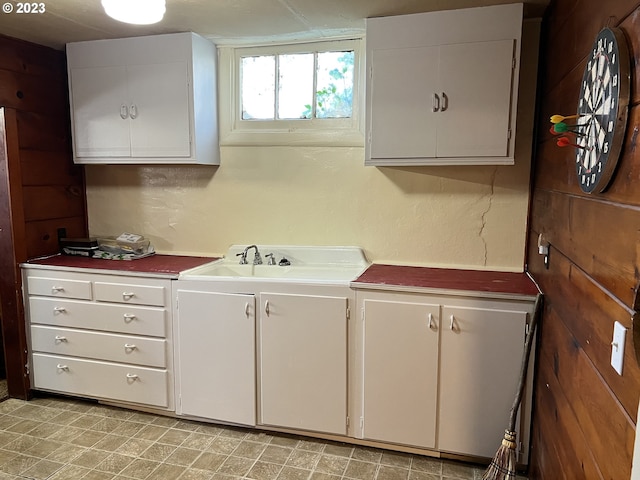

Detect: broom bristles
[482,430,518,480]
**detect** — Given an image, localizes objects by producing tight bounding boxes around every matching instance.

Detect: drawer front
[29,297,167,337]
[27,276,92,300]
[94,282,166,307]
[31,325,167,368]
[32,353,169,408]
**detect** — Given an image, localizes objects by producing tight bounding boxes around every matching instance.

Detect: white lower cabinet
[174,287,256,426]
[439,305,527,458]
[361,298,439,448]
[23,267,174,410]
[259,292,348,435]
[354,290,534,462]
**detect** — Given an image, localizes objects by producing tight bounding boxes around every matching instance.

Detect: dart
[551,122,586,136]
[556,136,586,149]
[550,114,582,123]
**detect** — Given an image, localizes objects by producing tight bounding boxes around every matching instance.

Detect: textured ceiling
[0,0,549,50]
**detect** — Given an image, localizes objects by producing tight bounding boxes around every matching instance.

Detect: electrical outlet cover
[611,321,626,376]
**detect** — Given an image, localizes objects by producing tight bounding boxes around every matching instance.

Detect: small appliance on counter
[59,237,99,257]
[93,232,155,260]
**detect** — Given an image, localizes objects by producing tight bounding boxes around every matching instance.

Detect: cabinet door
[369,46,439,159]
[439,305,526,458]
[259,292,347,435]
[436,40,515,157]
[127,62,191,158]
[69,65,131,157]
[176,289,256,426]
[361,299,439,448]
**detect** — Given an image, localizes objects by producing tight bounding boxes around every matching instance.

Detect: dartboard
[575,27,630,193]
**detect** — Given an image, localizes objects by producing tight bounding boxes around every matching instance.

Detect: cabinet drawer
[29,297,167,337]
[31,325,167,368]
[94,281,166,306]
[27,276,92,300]
[32,353,169,408]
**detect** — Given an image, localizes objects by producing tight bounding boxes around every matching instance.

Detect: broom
[482,293,543,480]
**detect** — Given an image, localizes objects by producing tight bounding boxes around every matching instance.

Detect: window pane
[316,51,354,118]
[242,56,275,120]
[278,53,314,119]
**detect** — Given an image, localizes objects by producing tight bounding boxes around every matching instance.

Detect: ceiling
[0,0,549,51]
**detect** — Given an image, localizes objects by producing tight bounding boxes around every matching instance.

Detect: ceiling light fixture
[101,0,166,25]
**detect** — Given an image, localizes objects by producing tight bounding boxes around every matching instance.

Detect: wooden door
[69,65,131,158]
[439,305,526,457]
[361,298,439,448]
[369,46,439,159]
[175,288,256,426]
[259,292,348,435]
[436,40,515,158]
[127,62,192,158]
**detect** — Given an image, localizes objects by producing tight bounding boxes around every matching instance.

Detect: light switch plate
[611,321,626,376]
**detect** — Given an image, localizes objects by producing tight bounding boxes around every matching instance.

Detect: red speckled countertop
[25,254,218,278]
[353,264,539,298]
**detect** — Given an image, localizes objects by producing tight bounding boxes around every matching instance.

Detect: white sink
[179,245,369,284]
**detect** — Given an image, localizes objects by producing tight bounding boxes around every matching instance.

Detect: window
[218,39,364,146]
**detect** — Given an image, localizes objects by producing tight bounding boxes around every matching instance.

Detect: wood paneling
[0,35,87,399]
[528,1,640,478]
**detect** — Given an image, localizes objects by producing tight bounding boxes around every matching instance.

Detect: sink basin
[179,245,369,284]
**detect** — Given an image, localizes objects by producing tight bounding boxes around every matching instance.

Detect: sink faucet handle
[236,252,248,264]
[265,253,276,265]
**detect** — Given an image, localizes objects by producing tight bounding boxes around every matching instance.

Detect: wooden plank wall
[528,1,640,478]
[0,35,87,398]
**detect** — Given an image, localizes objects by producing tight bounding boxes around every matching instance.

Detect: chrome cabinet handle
[245,302,251,317]
[120,104,128,119]
[432,93,440,112]
[54,335,67,342]
[428,313,437,331]
[124,344,137,351]
[449,314,458,332]
[123,313,136,322]
[53,306,66,313]
[56,364,69,371]
[441,92,448,112]
[265,300,270,316]
[122,292,135,301]
[51,286,64,293]
[129,104,138,119]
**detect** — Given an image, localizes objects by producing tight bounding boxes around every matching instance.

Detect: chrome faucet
[236,245,262,265]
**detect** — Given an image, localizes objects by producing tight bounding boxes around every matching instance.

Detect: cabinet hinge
[24,359,30,376]
[346,307,350,320]
[512,57,516,70]
[507,129,512,140]
[175,295,179,309]
[360,416,364,429]
[346,416,350,428]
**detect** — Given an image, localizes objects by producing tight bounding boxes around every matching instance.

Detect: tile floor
[0,392,527,480]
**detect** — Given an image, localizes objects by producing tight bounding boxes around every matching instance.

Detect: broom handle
[508,293,543,432]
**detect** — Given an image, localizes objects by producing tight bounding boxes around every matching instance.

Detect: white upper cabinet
[66,32,219,165]
[365,3,523,166]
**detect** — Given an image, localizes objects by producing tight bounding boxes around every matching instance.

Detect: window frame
[218,38,365,146]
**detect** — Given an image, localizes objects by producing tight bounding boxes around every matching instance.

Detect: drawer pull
[53,307,66,314]
[126,373,139,382]
[122,292,136,301]
[245,302,250,317]
[51,286,65,293]
[124,344,137,351]
[449,314,458,332]
[56,364,69,371]
[54,335,67,342]
[123,313,137,322]
[265,300,270,316]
